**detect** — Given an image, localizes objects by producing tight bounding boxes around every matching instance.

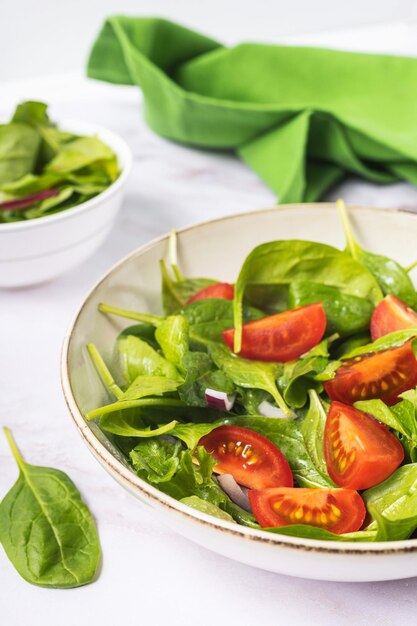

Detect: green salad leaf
[0,428,100,588]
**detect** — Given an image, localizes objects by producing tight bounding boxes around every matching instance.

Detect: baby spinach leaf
[45,136,115,174]
[338,199,417,308]
[343,328,417,358]
[300,391,334,485]
[178,351,216,406]
[226,415,333,488]
[288,281,373,336]
[236,388,272,415]
[265,525,376,542]
[279,355,327,408]
[160,259,217,315]
[0,428,100,588]
[118,323,159,349]
[180,496,234,522]
[117,335,183,386]
[209,344,291,416]
[0,123,41,184]
[155,315,189,368]
[122,375,181,401]
[100,414,178,438]
[363,464,417,541]
[233,239,382,352]
[168,422,220,450]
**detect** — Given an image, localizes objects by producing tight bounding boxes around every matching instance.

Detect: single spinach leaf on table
[233,239,382,352]
[0,428,100,588]
[288,281,373,336]
[338,199,417,308]
[209,343,292,416]
[363,464,417,541]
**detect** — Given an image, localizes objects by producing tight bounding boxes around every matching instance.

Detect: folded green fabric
[87,17,417,203]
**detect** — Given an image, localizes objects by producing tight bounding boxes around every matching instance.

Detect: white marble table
[2,24,417,625]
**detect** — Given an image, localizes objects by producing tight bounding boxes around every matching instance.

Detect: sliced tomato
[222,303,326,362]
[371,294,417,341]
[324,341,417,405]
[198,425,293,490]
[324,401,404,490]
[248,487,366,534]
[187,282,234,304]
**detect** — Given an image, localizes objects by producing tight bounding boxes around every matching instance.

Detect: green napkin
[87,17,417,203]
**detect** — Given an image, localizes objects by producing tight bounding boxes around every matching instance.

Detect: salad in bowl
[82,201,417,544]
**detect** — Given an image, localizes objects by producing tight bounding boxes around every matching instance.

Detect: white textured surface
[2,22,417,626]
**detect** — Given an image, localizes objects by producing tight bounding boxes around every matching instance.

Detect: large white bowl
[0,120,132,287]
[62,204,417,582]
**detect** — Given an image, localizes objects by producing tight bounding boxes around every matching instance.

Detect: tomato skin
[248,487,366,534]
[324,401,404,490]
[198,425,293,490]
[324,341,417,406]
[187,282,234,304]
[371,295,417,341]
[222,303,326,362]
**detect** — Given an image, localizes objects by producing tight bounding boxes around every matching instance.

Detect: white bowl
[62,204,417,582]
[0,120,132,287]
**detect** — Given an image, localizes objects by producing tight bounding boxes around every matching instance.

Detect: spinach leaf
[209,344,292,416]
[0,428,100,588]
[155,315,189,369]
[288,281,373,336]
[168,421,220,449]
[117,335,183,385]
[278,355,327,408]
[226,415,333,488]
[100,412,178,437]
[160,259,217,315]
[363,464,417,541]
[118,323,159,349]
[121,375,181,401]
[338,199,417,308]
[236,388,272,415]
[180,496,234,522]
[233,239,382,352]
[0,123,41,184]
[343,329,417,358]
[265,525,375,542]
[300,391,334,485]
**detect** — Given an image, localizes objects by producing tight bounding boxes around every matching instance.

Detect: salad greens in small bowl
[62,202,417,582]
[0,101,131,287]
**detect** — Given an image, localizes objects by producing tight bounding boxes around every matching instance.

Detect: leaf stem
[3,427,25,471]
[270,386,294,418]
[160,259,186,308]
[405,259,417,273]
[336,199,359,260]
[87,343,124,400]
[168,230,184,281]
[85,398,187,421]
[98,303,163,327]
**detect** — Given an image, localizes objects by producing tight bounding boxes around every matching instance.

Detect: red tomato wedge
[249,487,366,534]
[324,341,417,405]
[371,294,417,340]
[324,401,404,490]
[198,425,293,490]
[187,282,234,304]
[222,303,326,362]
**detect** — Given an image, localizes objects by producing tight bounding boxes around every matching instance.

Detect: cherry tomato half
[324,401,404,490]
[187,282,234,304]
[324,341,417,405]
[371,294,417,341]
[248,487,366,534]
[198,425,293,490]
[222,303,326,362]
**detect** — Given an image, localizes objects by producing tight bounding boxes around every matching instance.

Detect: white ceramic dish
[62,203,417,582]
[0,120,132,288]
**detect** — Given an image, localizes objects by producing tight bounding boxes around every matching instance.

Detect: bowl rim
[61,202,417,556]
[0,118,132,232]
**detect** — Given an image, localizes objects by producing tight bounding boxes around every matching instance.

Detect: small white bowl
[0,120,132,288]
[62,204,417,582]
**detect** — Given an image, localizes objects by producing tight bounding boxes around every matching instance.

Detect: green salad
[86,201,417,542]
[0,101,119,223]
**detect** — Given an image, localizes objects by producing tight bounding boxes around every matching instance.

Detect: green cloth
[87,17,417,203]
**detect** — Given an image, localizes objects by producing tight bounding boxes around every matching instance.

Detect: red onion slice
[217,474,251,512]
[0,189,59,212]
[205,388,236,411]
[258,400,296,419]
